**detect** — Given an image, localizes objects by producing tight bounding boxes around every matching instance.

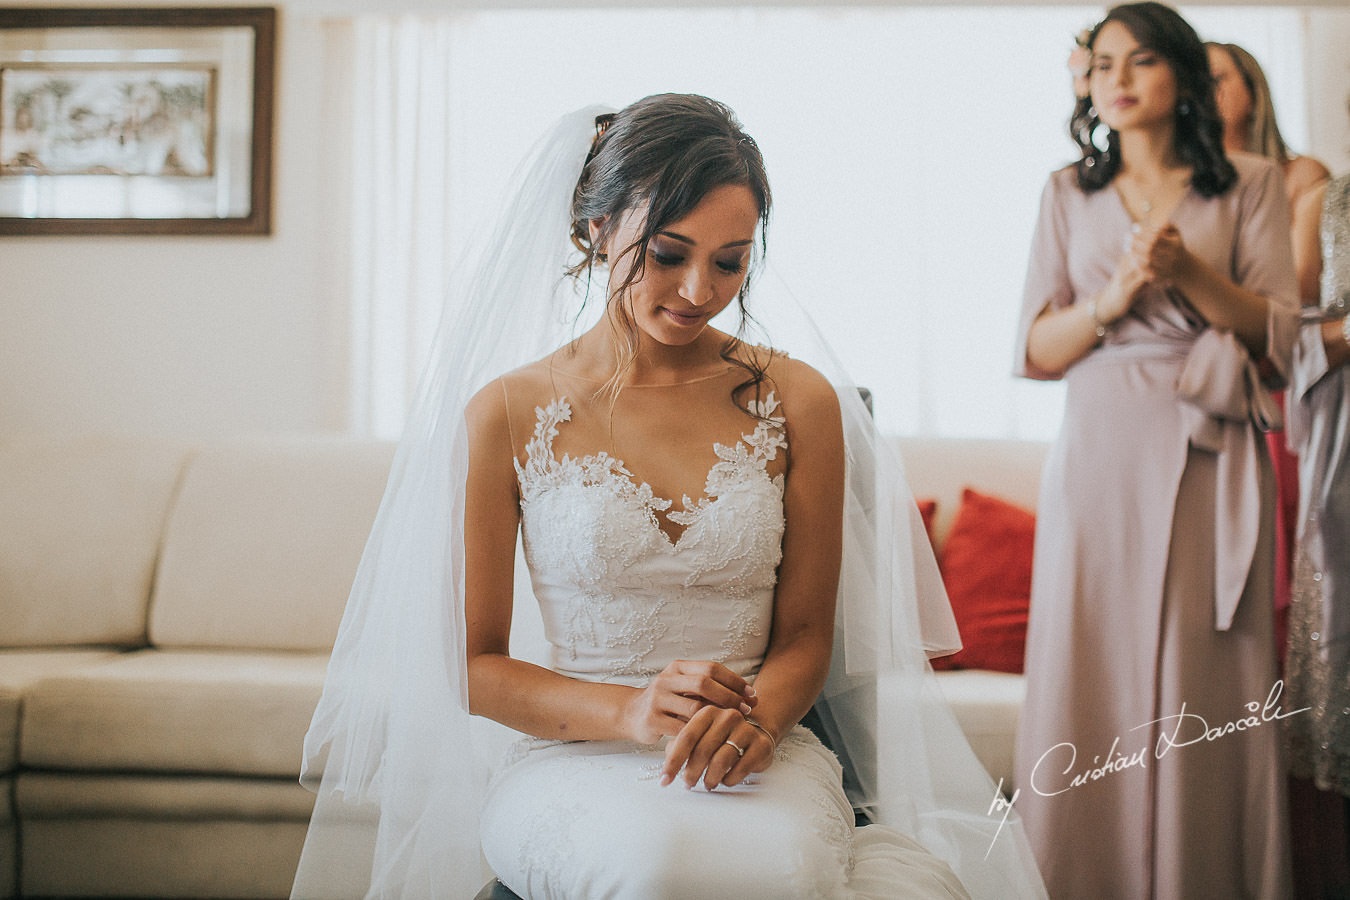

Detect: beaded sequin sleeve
[1285,172,1350,797]
[1320,173,1350,315]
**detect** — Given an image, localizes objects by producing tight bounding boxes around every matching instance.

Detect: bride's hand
[623,659,757,746]
[660,705,775,790]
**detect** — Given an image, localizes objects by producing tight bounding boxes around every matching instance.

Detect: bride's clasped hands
[624,658,781,790]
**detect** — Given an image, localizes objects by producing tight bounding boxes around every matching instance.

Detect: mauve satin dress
[1012,153,1299,900]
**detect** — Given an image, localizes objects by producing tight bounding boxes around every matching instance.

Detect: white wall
[1304,10,1350,176]
[3,3,1348,439]
[2,17,350,437]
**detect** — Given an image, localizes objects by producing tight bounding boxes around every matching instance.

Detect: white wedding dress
[478,393,970,900]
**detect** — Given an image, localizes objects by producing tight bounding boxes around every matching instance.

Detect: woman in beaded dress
[1286,170,1350,874]
[1012,4,1298,898]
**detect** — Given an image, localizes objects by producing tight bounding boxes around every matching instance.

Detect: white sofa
[0,433,1045,899]
[0,436,394,899]
[898,436,1049,792]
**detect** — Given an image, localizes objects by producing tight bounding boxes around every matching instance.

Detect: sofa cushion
[0,648,124,773]
[149,438,394,651]
[895,436,1047,547]
[0,437,191,648]
[932,488,1035,674]
[16,772,314,821]
[21,819,307,899]
[0,801,11,900]
[915,497,938,545]
[20,649,328,777]
[933,669,1025,790]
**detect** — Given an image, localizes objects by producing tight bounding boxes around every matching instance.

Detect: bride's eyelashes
[649,248,684,267]
[718,257,748,275]
[647,246,747,275]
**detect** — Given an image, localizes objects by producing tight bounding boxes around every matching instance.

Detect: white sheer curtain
[336,6,1312,440]
[344,16,457,438]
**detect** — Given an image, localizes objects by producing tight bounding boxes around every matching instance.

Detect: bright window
[347,6,1310,439]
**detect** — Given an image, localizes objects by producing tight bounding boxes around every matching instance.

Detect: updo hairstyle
[566,93,775,403]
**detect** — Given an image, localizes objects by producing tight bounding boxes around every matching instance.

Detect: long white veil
[292,103,1046,900]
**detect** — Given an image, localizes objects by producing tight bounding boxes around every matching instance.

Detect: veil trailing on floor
[291,104,1047,900]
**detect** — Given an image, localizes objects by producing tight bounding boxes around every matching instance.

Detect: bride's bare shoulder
[499,357,562,398]
[464,359,561,441]
[759,352,838,418]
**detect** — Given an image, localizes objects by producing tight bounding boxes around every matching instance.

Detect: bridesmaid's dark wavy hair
[567,93,774,407]
[1071,2,1236,197]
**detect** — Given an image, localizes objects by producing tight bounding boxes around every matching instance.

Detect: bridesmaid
[1013,4,1298,898]
[1208,41,1331,261]
[1207,41,1332,650]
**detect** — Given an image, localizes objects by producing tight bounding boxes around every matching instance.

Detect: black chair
[473,880,522,900]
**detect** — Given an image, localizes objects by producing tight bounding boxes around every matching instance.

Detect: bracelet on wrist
[1341,314,1350,350]
[1085,299,1108,338]
[743,715,777,750]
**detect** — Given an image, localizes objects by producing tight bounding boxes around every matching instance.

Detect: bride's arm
[662,361,844,789]
[462,381,755,743]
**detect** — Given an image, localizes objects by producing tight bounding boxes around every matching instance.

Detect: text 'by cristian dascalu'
[982,679,1308,858]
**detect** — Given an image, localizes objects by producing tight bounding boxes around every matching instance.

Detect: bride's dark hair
[1071,2,1235,197]
[568,93,774,406]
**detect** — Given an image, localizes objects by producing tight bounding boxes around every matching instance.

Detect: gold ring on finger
[724,739,745,757]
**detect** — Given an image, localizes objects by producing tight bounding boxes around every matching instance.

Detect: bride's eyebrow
[656,230,754,249]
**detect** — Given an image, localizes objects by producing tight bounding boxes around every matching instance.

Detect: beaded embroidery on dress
[481,393,972,900]
[515,394,787,686]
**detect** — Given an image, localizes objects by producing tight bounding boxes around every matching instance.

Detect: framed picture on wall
[0,7,275,235]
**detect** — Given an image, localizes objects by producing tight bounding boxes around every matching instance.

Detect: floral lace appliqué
[517,397,674,528]
[777,729,858,896]
[667,393,787,527]
[514,395,786,682]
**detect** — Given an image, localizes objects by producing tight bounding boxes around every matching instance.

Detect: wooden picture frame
[0,7,275,235]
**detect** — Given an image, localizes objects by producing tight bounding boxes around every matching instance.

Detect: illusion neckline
[519,395,785,548]
[544,364,740,389]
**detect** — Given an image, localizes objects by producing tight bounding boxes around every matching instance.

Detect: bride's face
[597,183,760,348]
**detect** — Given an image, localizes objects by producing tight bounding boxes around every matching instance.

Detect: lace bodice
[515,395,787,686]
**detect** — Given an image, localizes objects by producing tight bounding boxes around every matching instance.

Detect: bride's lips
[662,308,704,326]
[1112,96,1139,108]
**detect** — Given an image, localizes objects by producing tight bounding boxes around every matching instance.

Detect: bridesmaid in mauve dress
[1012,4,1298,898]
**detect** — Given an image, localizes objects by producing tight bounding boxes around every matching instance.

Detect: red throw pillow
[932,487,1035,674]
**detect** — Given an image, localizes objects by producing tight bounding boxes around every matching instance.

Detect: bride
[292,94,1046,899]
